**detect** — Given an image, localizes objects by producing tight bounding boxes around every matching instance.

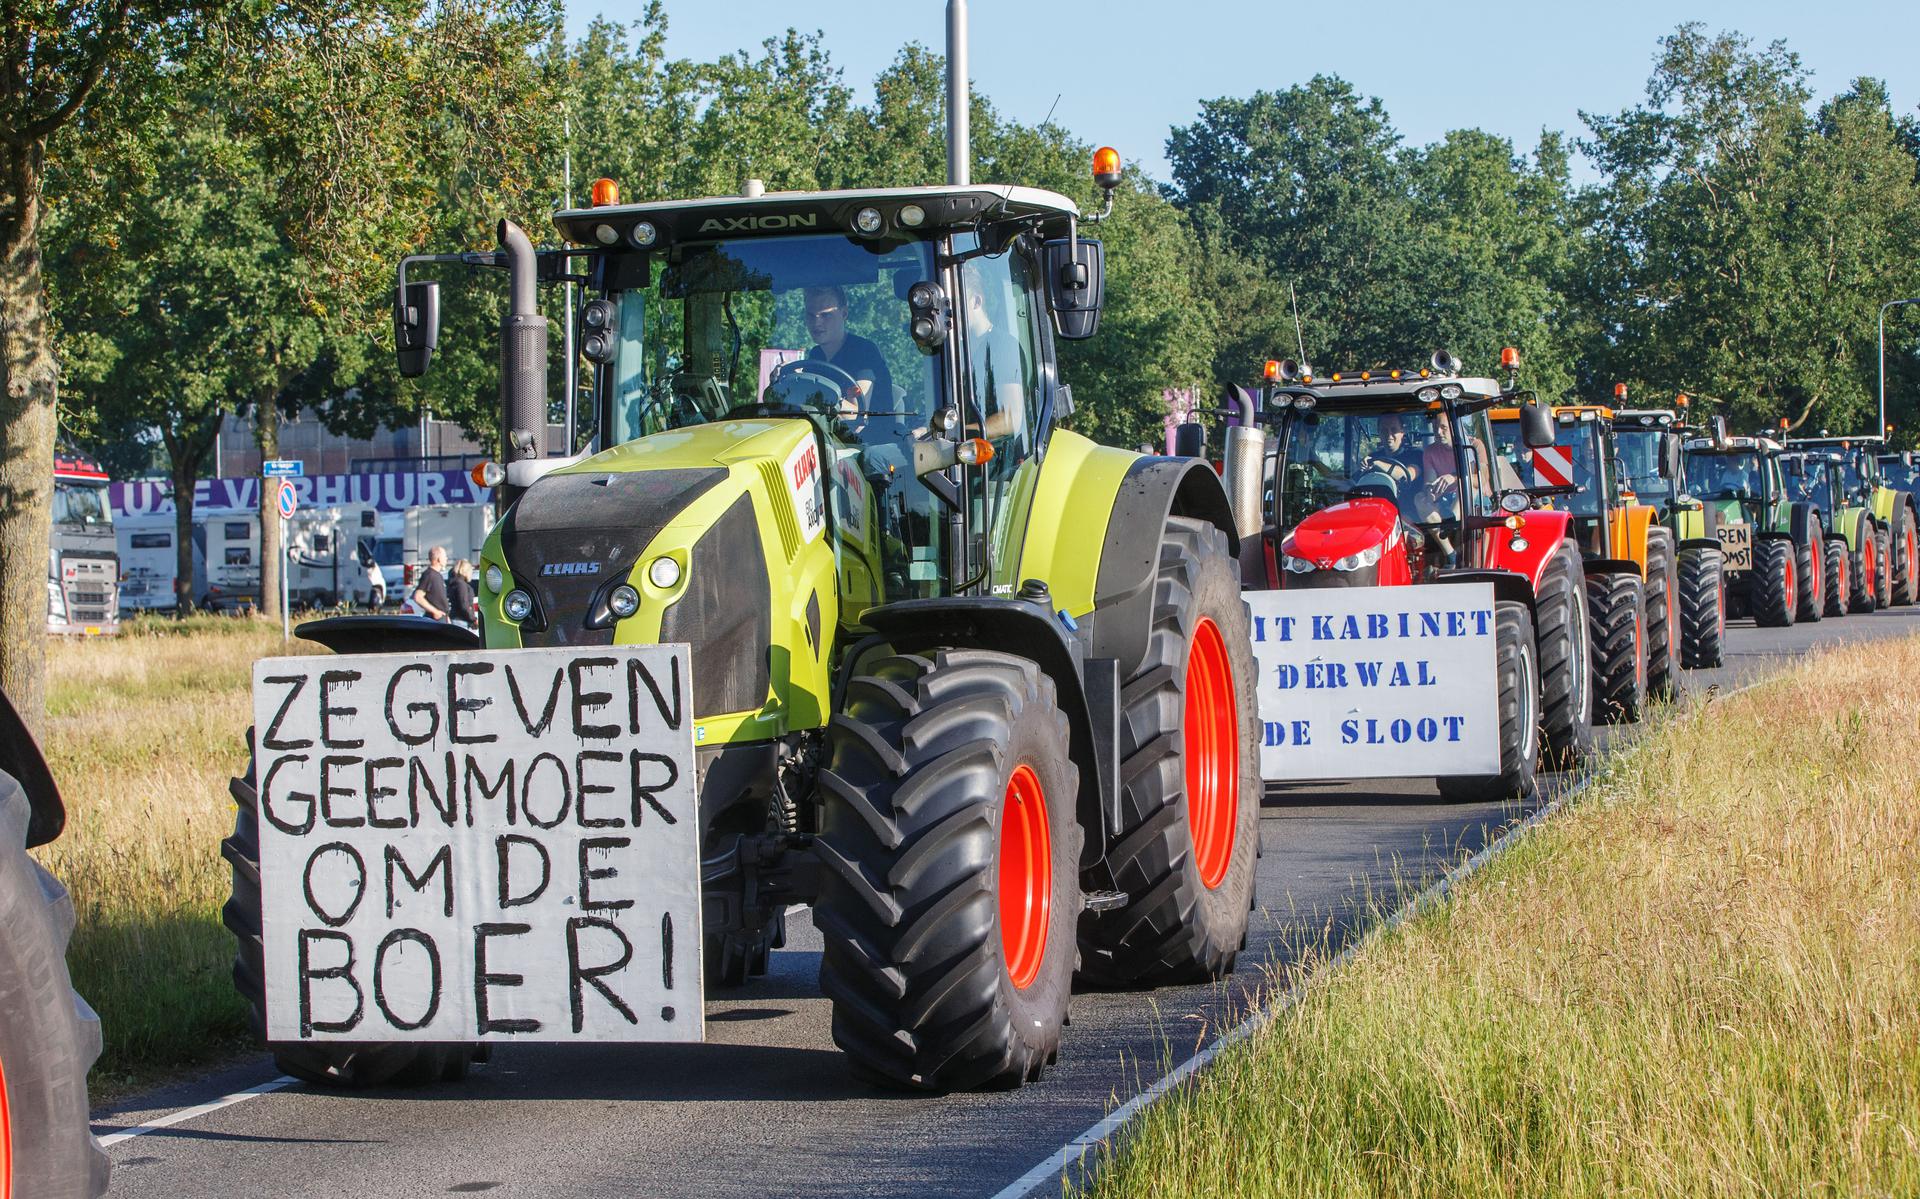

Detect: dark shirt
[415,566,449,619]
[447,574,476,625]
[808,333,893,406]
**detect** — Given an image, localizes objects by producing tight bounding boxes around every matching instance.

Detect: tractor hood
[1284,498,1403,569]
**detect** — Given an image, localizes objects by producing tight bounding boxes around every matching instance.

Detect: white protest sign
[252,646,703,1043]
[1246,584,1501,780]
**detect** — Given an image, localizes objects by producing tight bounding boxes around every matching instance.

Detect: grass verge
[32,618,306,1099]
[1080,636,1920,1198]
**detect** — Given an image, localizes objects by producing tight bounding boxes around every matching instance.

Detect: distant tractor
[1682,432,1821,628]
[48,454,119,636]
[1489,403,1670,721]
[0,688,108,1198]
[223,148,1267,1092]
[1611,402,1728,669]
[1787,435,1918,609]
[1239,352,1592,796]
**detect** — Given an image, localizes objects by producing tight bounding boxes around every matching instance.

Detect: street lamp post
[1879,297,1920,439]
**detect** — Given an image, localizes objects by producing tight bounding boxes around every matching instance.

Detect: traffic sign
[276,479,298,519]
[263,459,304,478]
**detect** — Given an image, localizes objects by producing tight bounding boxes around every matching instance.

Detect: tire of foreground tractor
[1677,548,1726,669]
[1823,537,1849,619]
[1587,572,1647,724]
[1793,529,1824,624]
[814,650,1082,1091]
[1438,601,1539,803]
[222,747,473,1088]
[1892,505,1918,607]
[0,773,110,1199]
[704,909,785,988]
[1644,530,1679,698]
[1846,520,1877,614]
[1534,540,1595,766]
[1077,517,1261,989]
[1874,525,1893,609]
[1751,537,1797,628]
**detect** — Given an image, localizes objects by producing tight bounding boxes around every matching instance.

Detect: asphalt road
[96,605,1920,1198]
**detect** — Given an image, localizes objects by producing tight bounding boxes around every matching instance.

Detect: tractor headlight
[1440,384,1462,400]
[503,589,533,622]
[648,556,682,589]
[1332,545,1384,571]
[853,207,884,235]
[608,584,641,619]
[630,221,658,247]
[484,564,504,593]
[1283,554,1317,574]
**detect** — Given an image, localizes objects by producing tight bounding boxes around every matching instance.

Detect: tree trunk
[256,400,281,618]
[162,412,223,615]
[0,138,55,730]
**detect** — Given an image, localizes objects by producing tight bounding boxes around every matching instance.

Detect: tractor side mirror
[1043,237,1104,340]
[1173,421,1206,459]
[395,280,440,378]
[1519,401,1556,449]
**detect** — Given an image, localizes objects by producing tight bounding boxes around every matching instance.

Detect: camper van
[115,512,195,612]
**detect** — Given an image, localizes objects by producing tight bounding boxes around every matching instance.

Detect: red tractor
[1236,354,1595,800]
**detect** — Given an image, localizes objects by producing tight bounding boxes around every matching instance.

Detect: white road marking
[97,1076,298,1148]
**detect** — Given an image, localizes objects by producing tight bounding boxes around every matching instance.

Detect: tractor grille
[661,494,770,717]
[500,467,727,647]
[756,460,800,562]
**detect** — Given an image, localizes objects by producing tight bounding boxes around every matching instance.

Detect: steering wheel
[767,359,863,413]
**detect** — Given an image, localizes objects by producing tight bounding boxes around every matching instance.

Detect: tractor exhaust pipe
[946,0,969,186]
[1220,385,1266,540]
[498,219,547,466]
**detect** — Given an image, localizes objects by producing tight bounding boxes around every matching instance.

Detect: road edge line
[96,1076,297,1148]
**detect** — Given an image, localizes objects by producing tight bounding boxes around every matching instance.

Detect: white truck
[49,454,120,635]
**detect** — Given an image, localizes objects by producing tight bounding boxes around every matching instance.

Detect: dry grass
[31,616,307,1097]
[1082,637,1920,1198]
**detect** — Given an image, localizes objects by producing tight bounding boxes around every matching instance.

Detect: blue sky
[570,1,1919,184]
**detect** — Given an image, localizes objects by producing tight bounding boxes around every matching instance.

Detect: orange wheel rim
[1,1048,11,1199]
[1185,618,1239,890]
[999,764,1052,989]
[1785,556,1795,611]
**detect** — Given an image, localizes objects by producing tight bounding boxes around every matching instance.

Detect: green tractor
[1781,449,1873,616]
[1611,403,1727,668]
[1681,430,1825,628]
[1786,435,1919,609]
[220,148,1266,1091]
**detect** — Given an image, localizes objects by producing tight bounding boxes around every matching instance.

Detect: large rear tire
[1077,517,1260,988]
[1677,547,1725,669]
[1891,504,1918,607]
[1823,536,1849,618]
[1846,516,1877,614]
[1535,540,1594,766]
[1752,537,1797,627]
[222,746,473,1087]
[0,775,109,1199]
[1793,524,1824,624]
[814,651,1082,1091]
[1588,572,1647,724]
[1644,529,1679,698]
[1438,601,1539,803]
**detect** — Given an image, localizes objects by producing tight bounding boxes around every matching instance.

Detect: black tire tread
[1587,572,1647,724]
[1677,548,1725,668]
[1752,537,1797,627]
[1534,541,1594,764]
[1437,601,1538,802]
[1645,529,1679,697]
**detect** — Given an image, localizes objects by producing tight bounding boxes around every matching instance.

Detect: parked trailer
[114,511,199,613]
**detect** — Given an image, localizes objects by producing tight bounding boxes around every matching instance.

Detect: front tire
[222,747,472,1087]
[1794,525,1824,623]
[1588,572,1647,724]
[1078,517,1260,988]
[1677,547,1725,668]
[0,775,109,1199]
[1752,538,1797,628]
[1823,536,1849,618]
[815,651,1082,1091]
[1438,601,1539,803]
[1644,529,1679,698]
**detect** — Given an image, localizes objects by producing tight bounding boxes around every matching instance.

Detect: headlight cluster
[1331,545,1384,571]
[1283,554,1317,574]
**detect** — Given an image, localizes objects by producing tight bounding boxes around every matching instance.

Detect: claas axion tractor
[1786,434,1918,609]
[1235,352,1594,802]
[220,148,1268,1092]
[1780,448,1872,616]
[1682,430,1825,629]
[1609,400,1728,669]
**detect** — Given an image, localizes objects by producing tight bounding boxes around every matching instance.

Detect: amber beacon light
[590,177,622,207]
[1092,146,1122,190]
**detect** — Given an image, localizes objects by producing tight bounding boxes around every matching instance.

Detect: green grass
[1080,638,1920,1199]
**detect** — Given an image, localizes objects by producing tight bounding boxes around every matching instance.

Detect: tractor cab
[1877,449,1920,502]
[1247,358,1552,590]
[1489,405,1654,568]
[1610,408,1689,521]
[1683,433,1786,530]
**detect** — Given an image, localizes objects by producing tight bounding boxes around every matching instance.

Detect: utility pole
[1880,298,1920,440]
[946,0,969,186]
[563,114,576,454]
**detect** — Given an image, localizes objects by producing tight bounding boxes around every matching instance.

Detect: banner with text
[253,645,703,1043]
[1246,584,1501,780]
[111,470,488,518]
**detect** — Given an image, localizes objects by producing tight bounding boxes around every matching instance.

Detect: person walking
[412,545,451,621]
[448,558,478,630]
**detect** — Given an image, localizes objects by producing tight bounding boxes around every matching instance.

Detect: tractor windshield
[1279,404,1465,529]
[1836,453,1868,495]
[1490,417,1604,516]
[1880,455,1920,493]
[1615,428,1671,502]
[1685,450,1768,502]
[604,233,940,447]
[1782,455,1833,510]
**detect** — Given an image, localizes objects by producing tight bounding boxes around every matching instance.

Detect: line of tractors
[1222,360,1919,802]
[8,111,1920,1199]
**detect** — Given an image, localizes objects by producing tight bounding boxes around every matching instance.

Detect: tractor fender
[295,614,482,655]
[1788,502,1824,547]
[1485,506,1573,592]
[1083,456,1238,678]
[856,598,1116,867]
[0,686,62,849]
[1583,557,1642,578]
[1430,568,1535,611]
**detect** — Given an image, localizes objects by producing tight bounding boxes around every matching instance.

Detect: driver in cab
[804,285,893,412]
